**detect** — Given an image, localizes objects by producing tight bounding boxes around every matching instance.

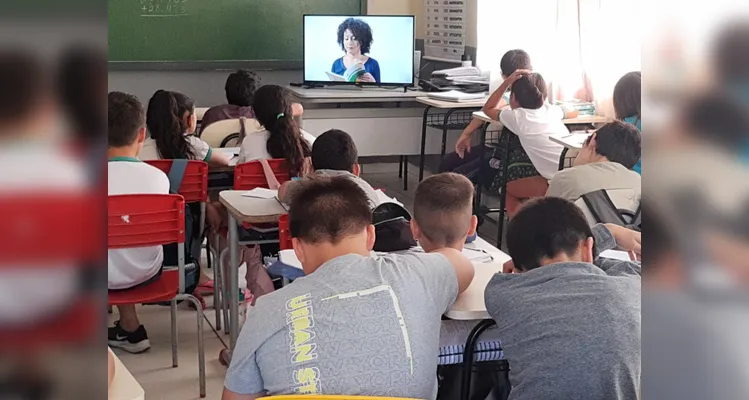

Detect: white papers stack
[427,90,487,103]
[241,188,278,199]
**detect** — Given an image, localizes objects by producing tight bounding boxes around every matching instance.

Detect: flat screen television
[303,15,415,87]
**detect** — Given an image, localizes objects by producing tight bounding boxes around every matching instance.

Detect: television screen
[304,15,415,86]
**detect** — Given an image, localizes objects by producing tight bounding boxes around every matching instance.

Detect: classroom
[107,0,642,399]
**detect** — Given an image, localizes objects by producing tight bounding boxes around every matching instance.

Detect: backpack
[580,189,641,232]
[372,202,417,252]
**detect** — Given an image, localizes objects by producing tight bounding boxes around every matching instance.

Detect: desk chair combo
[107,194,207,398]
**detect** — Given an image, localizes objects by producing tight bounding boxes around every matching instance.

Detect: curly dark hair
[337,18,374,55]
[225,69,259,107]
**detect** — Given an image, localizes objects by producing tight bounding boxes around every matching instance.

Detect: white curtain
[476,0,641,117]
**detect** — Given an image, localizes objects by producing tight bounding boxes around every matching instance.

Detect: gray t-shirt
[225,252,458,398]
[484,224,641,400]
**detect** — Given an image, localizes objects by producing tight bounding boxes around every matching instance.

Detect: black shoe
[108,321,151,354]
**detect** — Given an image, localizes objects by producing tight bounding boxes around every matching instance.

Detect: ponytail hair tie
[276,113,285,120]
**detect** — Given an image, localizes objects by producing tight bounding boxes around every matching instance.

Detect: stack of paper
[241,188,278,199]
[427,90,487,103]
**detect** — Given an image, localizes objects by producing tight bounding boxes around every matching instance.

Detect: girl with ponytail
[237,84,311,176]
[140,90,230,166]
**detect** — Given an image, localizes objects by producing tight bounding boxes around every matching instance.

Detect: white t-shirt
[499,105,568,180]
[108,158,170,290]
[237,130,272,164]
[139,135,212,161]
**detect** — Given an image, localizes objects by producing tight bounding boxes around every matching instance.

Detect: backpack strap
[167,159,189,194]
[238,117,247,143]
[258,159,281,190]
[581,190,628,226]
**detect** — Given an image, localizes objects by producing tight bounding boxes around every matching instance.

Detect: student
[223,177,475,399]
[140,90,231,166]
[613,71,642,173]
[440,49,532,183]
[482,71,567,217]
[484,197,641,400]
[546,121,641,202]
[411,172,478,252]
[107,91,170,353]
[279,129,379,207]
[238,84,312,177]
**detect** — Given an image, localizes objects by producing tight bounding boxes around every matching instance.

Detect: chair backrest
[575,188,640,228]
[200,118,264,148]
[108,194,186,249]
[234,159,290,190]
[144,160,208,203]
[279,214,292,250]
[0,192,101,264]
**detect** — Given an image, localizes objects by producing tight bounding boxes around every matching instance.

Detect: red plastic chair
[0,192,99,348]
[144,159,209,233]
[234,158,290,190]
[279,214,292,250]
[107,194,206,398]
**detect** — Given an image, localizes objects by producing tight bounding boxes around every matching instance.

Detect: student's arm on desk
[206,146,232,167]
[222,390,263,400]
[593,224,642,276]
[433,248,475,293]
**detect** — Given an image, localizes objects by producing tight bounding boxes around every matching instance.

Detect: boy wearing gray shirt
[223,177,475,400]
[485,197,641,400]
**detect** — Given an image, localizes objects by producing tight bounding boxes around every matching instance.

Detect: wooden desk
[413,97,488,190]
[219,189,287,357]
[472,110,609,126]
[108,348,145,400]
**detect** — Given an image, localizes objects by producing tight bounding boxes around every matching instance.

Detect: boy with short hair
[223,177,475,399]
[278,129,380,208]
[546,121,641,202]
[411,172,478,252]
[107,91,170,353]
[441,49,534,177]
[484,197,641,400]
[201,69,303,132]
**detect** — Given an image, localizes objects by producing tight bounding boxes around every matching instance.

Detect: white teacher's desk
[287,86,480,189]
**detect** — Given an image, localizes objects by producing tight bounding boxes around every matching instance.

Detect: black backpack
[372,202,417,252]
[580,189,641,232]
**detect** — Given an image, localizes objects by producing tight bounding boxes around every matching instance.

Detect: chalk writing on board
[140,0,190,17]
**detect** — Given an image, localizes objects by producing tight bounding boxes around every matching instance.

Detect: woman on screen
[331,18,381,83]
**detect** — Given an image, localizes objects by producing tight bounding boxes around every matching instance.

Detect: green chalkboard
[108,0,365,68]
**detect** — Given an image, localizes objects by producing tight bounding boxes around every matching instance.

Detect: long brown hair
[252,85,310,176]
[613,71,641,123]
[146,90,196,159]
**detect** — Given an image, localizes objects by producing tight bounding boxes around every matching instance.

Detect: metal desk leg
[403,156,409,191]
[228,215,239,351]
[497,129,511,248]
[475,123,489,210]
[441,109,457,159]
[460,319,497,400]
[558,147,569,171]
[418,106,432,182]
[398,155,404,178]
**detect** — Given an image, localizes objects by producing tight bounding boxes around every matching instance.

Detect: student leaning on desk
[223,177,474,399]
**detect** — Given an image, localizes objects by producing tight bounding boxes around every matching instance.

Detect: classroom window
[477,0,641,116]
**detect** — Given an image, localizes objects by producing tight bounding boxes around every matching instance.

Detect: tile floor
[111,158,507,399]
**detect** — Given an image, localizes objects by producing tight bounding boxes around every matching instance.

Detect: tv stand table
[286,86,478,190]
